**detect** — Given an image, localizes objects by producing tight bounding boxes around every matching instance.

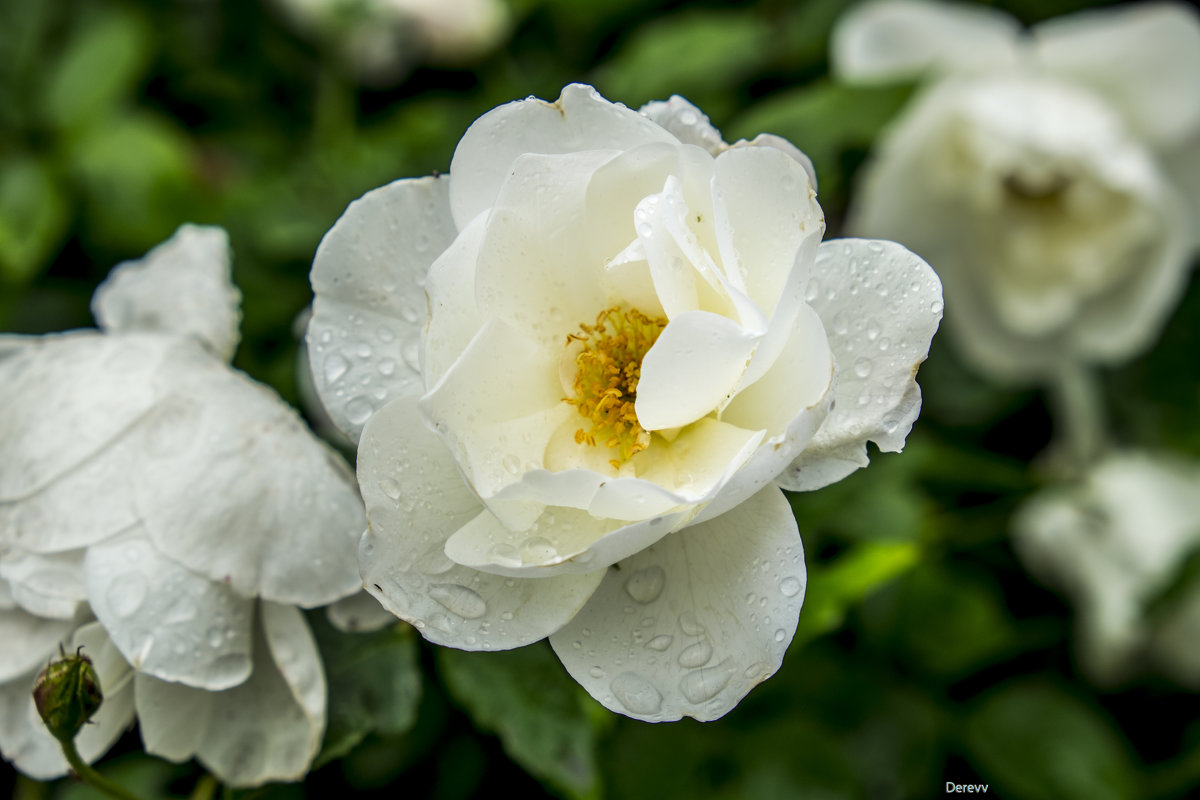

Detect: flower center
[564,307,667,468]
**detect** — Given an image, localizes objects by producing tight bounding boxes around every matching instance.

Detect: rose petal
[448,83,677,228]
[309,175,458,443]
[780,239,942,492]
[0,549,86,620]
[325,591,397,634]
[358,395,606,649]
[1033,3,1200,148]
[91,225,241,361]
[0,332,171,503]
[831,0,1020,83]
[84,530,254,690]
[639,95,726,155]
[0,606,75,683]
[637,311,761,430]
[135,344,363,607]
[549,486,805,722]
[136,602,326,788]
[423,211,490,387]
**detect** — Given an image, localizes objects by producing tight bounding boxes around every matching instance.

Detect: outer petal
[325,591,397,633]
[91,225,241,361]
[136,602,326,788]
[135,343,363,607]
[638,95,726,155]
[448,83,677,228]
[0,606,75,683]
[1033,3,1200,148]
[0,549,86,619]
[832,0,1020,83]
[357,396,606,650]
[84,530,254,691]
[308,175,458,443]
[550,486,805,722]
[0,332,171,505]
[780,239,942,492]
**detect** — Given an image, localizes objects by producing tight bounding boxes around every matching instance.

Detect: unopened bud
[32,647,103,743]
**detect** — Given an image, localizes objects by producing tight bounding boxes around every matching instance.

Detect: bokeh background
[2,0,1197,798]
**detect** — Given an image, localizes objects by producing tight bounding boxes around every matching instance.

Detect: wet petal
[639,95,726,155]
[0,549,86,620]
[309,176,458,443]
[449,83,676,228]
[781,239,941,491]
[358,396,605,649]
[136,602,326,788]
[325,591,396,634]
[550,486,805,722]
[92,225,241,361]
[84,530,254,690]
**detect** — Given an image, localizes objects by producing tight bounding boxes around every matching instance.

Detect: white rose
[0,226,365,784]
[834,0,1200,381]
[308,84,942,721]
[1013,452,1200,686]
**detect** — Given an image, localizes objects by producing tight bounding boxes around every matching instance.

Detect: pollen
[564,306,667,468]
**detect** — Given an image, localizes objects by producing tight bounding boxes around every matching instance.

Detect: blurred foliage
[3,0,1199,799]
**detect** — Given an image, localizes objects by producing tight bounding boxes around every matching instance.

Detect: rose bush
[834,1,1200,382]
[308,84,942,721]
[0,226,366,783]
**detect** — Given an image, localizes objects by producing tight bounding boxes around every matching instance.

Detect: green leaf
[793,541,920,644]
[964,680,1141,800]
[595,10,771,113]
[311,616,423,768]
[0,155,68,283]
[438,644,605,799]
[41,6,153,131]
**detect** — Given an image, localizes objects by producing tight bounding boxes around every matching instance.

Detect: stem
[58,736,143,800]
[189,774,218,800]
[1048,362,1107,476]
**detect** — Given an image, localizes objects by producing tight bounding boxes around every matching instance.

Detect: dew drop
[206,626,224,648]
[780,577,803,597]
[774,628,787,643]
[831,312,850,335]
[865,320,881,341]
[428,584,486,619]
[377,326,395,343]
[400,305,419,324]
[418,550,455,576]
[804,278,820,303]
[589,666,607,679]
[520,537,557,563]
[323,353,349,384]
[678,638,713,668]
[107,574,148,619]
[356,342,372,358]
[624,566,665,604]
[854,357,873,378]
[930,299,944,315]
[646,635,673,651]
[678,611,705,636]
[378,359,396,376]
[679,659,734,704]
[610,672,663,715]
[501,455,521,475]
[345,397,373,425]
[379,478,402,502]
[401,342,421,371]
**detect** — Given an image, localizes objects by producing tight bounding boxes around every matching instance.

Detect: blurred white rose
[273,0,510,84]
[307,84,942,721]
[1014,451,1200,686]
[0,226,366,784]
[834,1,1200,382]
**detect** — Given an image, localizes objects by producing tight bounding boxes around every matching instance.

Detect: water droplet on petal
[930,299,944,315]
[610,672,663,715]
[780,577,802,597]
[624,566,665,604]
[520,537,557,563]
[854,357,873,378]
[378,359,396,376]
[346,396,373,425]
[646,635,673,651]
[589,666,607,679]
[678,638,713,668]
[107,574,148,619]
[678,611,705,636]
[679,659,735,704]
[379,478,402,502]
[428,584,486,619]
[323,353,349,384]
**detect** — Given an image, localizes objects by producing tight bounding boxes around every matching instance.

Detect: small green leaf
[311,616,422,768]
[793,541,920,644]
[0,155,68,283]
[965,680,1141,800]
[438,644,604,799]
[41,6,153,131]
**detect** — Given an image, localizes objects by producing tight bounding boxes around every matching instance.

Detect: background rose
[834,0,1200,382]
[307,84,942,721]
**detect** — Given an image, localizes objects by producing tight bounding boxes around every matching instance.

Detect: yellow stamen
[564,307,667,468]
